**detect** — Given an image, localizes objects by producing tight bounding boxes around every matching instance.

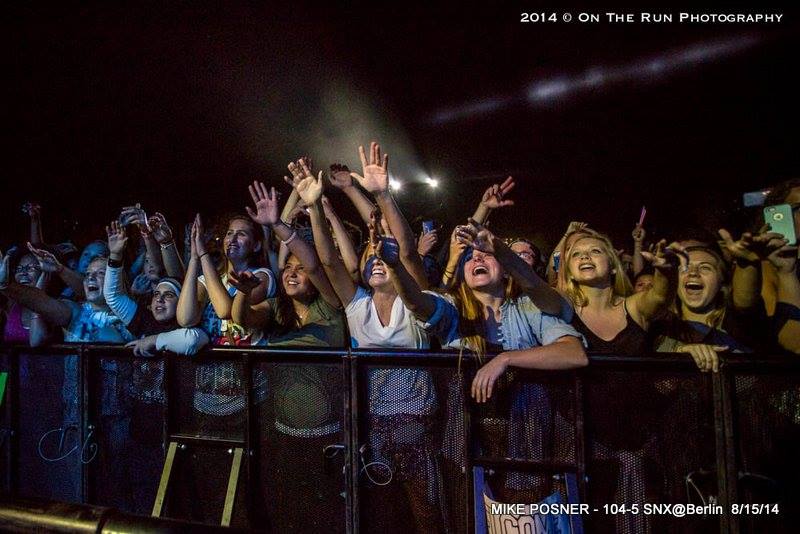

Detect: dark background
[3,2,798,253]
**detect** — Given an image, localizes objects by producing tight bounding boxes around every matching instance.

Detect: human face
[510,241,536,268]
[366,256,393,289]
[464,250,504,290]
[282,256,313,298]
[83,258,107,304]
[143,255,161,281]
[15,254,42,286]
[79,242,108,274]
[224,219,260,263]
[568,237,612,286]
[151,283,179,322]
[678,250,723,314]
[634,274,654,293]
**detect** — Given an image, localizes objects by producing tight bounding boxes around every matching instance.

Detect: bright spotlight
[427,178,439,188]
[390,179,402,191]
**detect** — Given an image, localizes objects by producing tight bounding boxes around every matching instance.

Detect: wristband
[108,257,124,268]
[159,241,175,249]
[198,252,209,260]
[281,230,298,246]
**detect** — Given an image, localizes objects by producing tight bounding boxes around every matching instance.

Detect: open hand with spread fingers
[350,142,389,194]
[246,181,281,227]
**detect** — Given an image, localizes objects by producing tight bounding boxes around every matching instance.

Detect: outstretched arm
[148,212,185,279]
[632,225,646,276]
[104,221,138,325]
[719,227,785,312]
[230,272,272,330]
[350,142,428,288]
[176,218,207,327]
[322,196,360,281]
[23,202,44,246]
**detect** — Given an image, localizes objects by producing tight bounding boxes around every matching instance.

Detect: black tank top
[571,301,650,355]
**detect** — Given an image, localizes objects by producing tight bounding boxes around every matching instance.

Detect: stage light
[426,178,439,188]
[390,179,402,191]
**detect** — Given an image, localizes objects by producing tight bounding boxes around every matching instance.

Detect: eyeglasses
[516,251,534,259]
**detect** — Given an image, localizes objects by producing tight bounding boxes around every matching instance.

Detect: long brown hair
[448,253,519,361]
[272,254,319,336]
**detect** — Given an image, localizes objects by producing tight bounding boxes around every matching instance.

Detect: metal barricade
[1,343,798,533]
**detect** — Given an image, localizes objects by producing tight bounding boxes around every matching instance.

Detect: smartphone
[422,220,435,234]
[743,190,769,208]
[764,204,797,245]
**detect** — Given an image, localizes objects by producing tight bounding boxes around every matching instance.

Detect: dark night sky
[3,3,798,252]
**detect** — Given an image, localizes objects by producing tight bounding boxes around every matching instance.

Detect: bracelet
[108,257,124,268]
[281,230,298,246]
[159,241,175,249]
[198,252,209,260]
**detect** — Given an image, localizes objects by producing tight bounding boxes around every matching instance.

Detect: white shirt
[345,286,436,416]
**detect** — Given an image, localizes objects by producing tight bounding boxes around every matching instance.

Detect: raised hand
[193,214,207,257]
[455,219,496,254]
[417,230,439,256]
[328,163,353,189]
[27,242,64,274]
[284,156,312,189]
[295,159,324,205]
[105,221,129,257]
[718,226,785,263]
[479,176,515,210]
[147,212,174,244]
[246,180,281,226]
[120,204,148,232]
[350,142,389,194]
[448,227,467,259]
[228,270,261,293]
[632,225,646,243]
[22,202,42,218]
[641,239,687,270]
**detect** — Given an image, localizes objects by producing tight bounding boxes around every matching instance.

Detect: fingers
[358,145,368,169]
[499,176,515,195]
[245,206,257,220]
[248,183,260,205]
[717,228,734,246]
[283,175,294,187]
[299,158,312,177]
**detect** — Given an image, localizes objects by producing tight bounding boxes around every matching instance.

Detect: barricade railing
[0,344,798,533]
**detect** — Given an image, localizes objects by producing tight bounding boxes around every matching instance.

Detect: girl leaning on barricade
[382,209,586,504]
[298,142,448,533]
[229,177,346,532]
[173,208,278,524]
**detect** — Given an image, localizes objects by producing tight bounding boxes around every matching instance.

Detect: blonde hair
[558,229,632,307]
